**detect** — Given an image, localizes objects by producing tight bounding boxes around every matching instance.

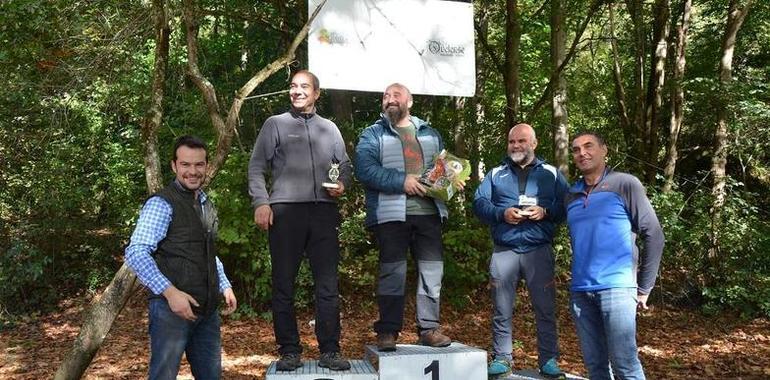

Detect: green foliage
[207,150,273,310]
[651,178,770,318]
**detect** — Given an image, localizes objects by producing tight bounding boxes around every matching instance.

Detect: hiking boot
[417,329,452,347]
[275,353,302,371]
[539,357,566,379]
[319,351,351,371]
[377,332,398,352]
[487,358,512,377]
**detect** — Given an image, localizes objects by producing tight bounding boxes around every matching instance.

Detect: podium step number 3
[265,359,377,380]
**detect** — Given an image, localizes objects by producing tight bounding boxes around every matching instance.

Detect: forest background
[0,0,769,378]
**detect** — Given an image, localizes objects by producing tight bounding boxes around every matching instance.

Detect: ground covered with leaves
[1,288,769,379]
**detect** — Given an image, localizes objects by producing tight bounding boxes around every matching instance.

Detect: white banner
[308,0,475,97]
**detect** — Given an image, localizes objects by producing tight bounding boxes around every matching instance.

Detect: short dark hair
[172,135,208,162]
[292,70,320,91]
[572,131,606,147]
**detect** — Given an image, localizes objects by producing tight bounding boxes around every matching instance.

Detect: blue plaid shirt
[125,190,232,295]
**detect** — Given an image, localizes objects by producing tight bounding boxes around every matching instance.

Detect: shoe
[487,358,512,376]
[377,332,398,352]
[539,357,566,379]
[319,351,351,371]
[275,353,302,371]
[417,329,452,347]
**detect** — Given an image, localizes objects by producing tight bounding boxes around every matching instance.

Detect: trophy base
[322,182,340,189]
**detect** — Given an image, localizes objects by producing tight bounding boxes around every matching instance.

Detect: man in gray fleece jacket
[248,70,351,372]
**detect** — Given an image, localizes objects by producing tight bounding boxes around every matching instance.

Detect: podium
[265,342,584,380]
[365,342,487,380]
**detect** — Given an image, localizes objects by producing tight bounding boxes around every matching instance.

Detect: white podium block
[265,360,378,380]
[365,342,487,380]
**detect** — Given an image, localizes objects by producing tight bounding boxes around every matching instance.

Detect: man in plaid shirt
[125,135,237,380]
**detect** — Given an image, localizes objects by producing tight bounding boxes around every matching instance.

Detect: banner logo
[318,29,348,45]
[427,40,466,57]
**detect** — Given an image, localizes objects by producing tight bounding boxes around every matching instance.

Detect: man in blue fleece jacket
[473,123,569,378]
[566,132,664,380]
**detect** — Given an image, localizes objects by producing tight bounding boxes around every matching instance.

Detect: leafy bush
[650,178,770,317]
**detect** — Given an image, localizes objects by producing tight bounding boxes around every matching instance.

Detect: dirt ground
[1,289,769,379]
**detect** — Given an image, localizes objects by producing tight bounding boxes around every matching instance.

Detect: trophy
[322,161,340,189]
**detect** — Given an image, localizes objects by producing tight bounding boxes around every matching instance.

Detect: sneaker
[417,329,452,347]
[319,351,351,371]
[275,353,302,371]
[487,358,512,376]
[377,332,398,352]
[539,357,566,379]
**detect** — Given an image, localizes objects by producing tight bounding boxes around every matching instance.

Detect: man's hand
[222,288,237,315]
[523,206,547,221]
[504,207,526,225]
[254,204,273,231]
[326,181,345,198]
[162,286,199,321]
[403,174,427,196]
[637,293,650,310]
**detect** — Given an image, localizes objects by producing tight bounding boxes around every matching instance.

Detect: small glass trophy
[322,161,340,189]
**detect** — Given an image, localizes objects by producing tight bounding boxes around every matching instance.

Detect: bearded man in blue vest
[125,135,237,380]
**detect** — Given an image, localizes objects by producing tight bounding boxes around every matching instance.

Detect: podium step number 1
[365,342,487,380]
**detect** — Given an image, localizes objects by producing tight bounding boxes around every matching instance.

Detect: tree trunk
[609,4,634,152]
[503,0,522,135]
[709,0,753,260]
[471,3,490,184]
[141,0,170,194]
[328,89,353,127]
[453,97,468,158]
[644,0,671,184]
[525,0,603,122]
[662,0,692,193]
[54,2,170,377]
[550,0,569,178]
[626,0,647,169]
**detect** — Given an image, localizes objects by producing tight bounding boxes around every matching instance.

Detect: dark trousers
[269,202,341,355]
[373,214,444,334]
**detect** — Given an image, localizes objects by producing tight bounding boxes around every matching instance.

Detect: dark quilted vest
[153,181,220,316]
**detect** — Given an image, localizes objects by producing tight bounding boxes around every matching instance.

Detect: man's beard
[510,149,534,165]
[384,102,407,123]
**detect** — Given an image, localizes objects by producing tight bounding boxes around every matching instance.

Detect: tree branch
[474,18,504,74]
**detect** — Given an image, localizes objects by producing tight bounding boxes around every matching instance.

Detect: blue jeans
[148,298,222,380]
[570,288,645,380]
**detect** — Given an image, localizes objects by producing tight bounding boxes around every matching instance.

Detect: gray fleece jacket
[248,110,351,206]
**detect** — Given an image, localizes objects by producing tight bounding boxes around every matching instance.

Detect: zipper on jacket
[305,117,318,200]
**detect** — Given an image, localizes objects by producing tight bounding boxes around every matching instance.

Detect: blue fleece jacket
[473,157,569,253]
[565,169,664,294]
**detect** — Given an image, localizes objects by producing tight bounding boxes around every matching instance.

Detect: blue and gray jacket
[473,157,569,253]
[565,169,664,294]
[355,115,448,227]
